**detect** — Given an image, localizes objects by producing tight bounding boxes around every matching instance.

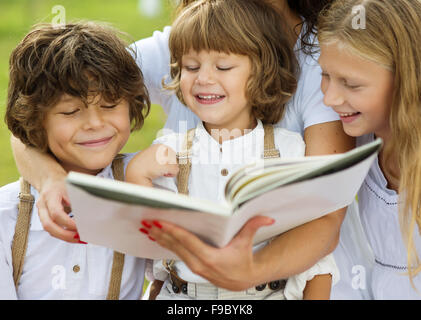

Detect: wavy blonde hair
[318,0,421,286]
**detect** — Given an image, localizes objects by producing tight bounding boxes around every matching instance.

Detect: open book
[66,138,382,259]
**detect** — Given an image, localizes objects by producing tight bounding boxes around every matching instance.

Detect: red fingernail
[139,228,149,235]
[74,233,80,239]
[152,221,163,229]
[78,240,88,244]
[141,221,152,229]
[148,236,156,241]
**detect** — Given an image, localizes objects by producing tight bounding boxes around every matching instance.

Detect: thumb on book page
[234,216,275,245]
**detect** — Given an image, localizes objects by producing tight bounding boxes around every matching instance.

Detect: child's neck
[204,118,258,144]
[60,161,103,176]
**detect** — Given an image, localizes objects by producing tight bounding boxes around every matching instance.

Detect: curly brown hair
[5,22,150,152]
[167,0,297,125]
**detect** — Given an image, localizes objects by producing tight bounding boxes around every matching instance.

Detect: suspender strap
[107,155,126,300]
[12,178,34,287]
[263,125,281,159]
[176,128,196,195]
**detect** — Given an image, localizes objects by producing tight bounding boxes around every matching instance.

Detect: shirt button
[221,168,229,176]
[255,283,267,291]
[269,280,280,290]
[72,265,80,273]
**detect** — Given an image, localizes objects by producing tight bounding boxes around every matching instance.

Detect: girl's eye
[217,66,232,71]
[101,104,117,109]
[60,109,80,116]
[344,82,360,90]
[184,66,199,71]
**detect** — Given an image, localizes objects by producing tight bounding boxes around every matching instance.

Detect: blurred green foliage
[0,0,173,186]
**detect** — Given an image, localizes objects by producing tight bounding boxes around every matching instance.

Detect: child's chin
[80,157,115,173]
[342,125,366,138]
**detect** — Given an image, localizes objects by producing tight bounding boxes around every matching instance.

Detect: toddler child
[127,0,339,300]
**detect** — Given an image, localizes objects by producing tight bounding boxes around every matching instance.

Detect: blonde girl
[317,0,421,298]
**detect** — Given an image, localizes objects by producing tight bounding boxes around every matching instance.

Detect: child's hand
[126,144,179,187]
[37,174,80,243]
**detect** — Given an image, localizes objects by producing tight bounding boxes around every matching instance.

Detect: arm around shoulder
[10,135,66,191]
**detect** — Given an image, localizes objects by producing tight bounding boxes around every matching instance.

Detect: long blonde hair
[318,0,421,286]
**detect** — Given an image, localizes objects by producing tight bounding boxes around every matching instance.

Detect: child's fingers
[162,164,179,177]
[45,194,77,231]
[37,200,78,243]
[155,144,177,165]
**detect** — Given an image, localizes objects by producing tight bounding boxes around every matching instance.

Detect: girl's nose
[195,66,215,85]
[323,82,345,107]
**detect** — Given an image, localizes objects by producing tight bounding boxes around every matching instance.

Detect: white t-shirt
[332,134,421,299]
[130,25,339,136]
[150,120,339,300]
[0,154,147,300]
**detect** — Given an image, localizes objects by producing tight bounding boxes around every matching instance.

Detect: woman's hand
[140,215,275,291]
[37,174,79,243]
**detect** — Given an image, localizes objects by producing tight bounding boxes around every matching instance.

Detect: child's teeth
[199,95,222,100]
[340,112,358,117]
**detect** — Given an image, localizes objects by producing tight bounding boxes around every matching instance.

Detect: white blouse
[0,154,147,300]
[332,134,421,299]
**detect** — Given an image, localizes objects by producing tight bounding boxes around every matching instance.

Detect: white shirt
[151,120,339,299]
[0,154,147,300]
[332,134,421,299]
[131,25,339,135]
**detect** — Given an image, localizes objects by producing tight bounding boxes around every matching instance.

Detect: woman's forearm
[11,135,65,191]
[252,121,353,282]
[254,208,345,282]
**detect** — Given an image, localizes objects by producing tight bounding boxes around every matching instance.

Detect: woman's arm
[10,136,78,242]
[142,121,355,291]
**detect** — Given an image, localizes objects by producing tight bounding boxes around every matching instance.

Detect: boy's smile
[43,94,131,175]
[180,50,254,135]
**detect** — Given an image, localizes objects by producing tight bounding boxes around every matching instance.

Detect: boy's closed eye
[58,109,80,116]
[101,104,117,110]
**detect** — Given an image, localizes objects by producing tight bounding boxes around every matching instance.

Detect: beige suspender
[106,155,126,300]
[12,178,35,287]
[176,128,196,195]
[262,125,281,159]
[12,156,126,299]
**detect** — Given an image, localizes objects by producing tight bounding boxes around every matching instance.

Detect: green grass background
[0,0,173,187]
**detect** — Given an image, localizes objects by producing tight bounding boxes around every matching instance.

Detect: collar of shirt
[193,120,265,166]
